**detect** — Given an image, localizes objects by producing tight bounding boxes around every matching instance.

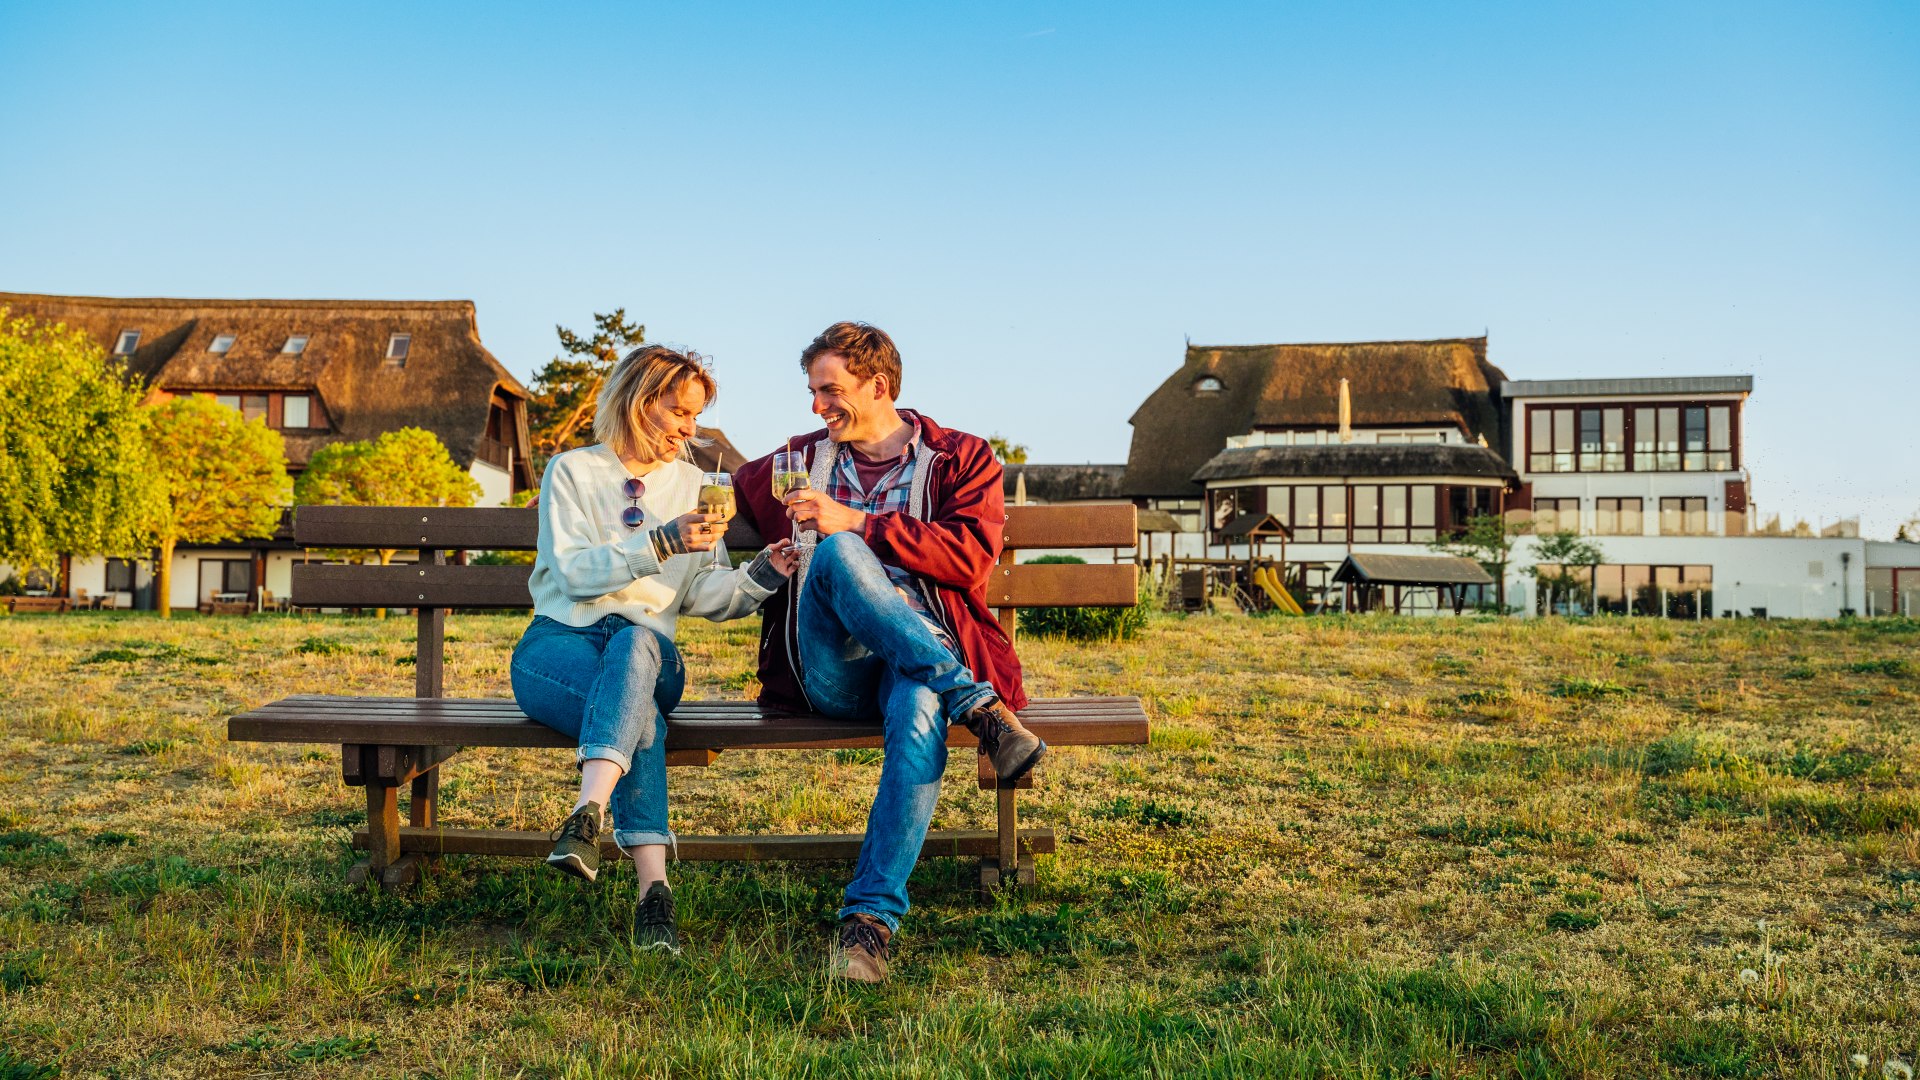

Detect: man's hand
[785,489,867,536]
[765,538,798,577]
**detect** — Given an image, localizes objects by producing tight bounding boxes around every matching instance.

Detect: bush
[1016,556,1149,641]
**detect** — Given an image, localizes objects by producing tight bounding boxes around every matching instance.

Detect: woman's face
[641,377,707,461]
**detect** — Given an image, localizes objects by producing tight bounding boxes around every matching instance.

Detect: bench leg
[407,768,441,879]
[979,779,1035,896]
[350,780,403,889]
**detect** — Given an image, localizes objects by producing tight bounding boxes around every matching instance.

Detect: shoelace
[840,920,889,958]
[638,890,674,927]
[550,808,598,844]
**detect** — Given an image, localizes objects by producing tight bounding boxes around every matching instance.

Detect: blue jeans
[510,615,685,850]
[799,532,999,932]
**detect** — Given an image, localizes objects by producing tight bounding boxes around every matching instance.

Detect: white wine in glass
[699,472,734,567]
[771,451,808,545]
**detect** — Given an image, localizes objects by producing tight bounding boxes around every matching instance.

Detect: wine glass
[772,451,809,547]
[698,472,735,567]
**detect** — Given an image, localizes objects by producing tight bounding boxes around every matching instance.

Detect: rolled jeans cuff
[613,828,675,850]
[836,904,900,934]
[576,744,632,774]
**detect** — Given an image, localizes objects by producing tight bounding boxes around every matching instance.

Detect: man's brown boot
[964,699,1047,783]
[828,914,891,984]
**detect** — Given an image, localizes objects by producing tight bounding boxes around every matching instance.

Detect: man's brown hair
[800,321,902,399]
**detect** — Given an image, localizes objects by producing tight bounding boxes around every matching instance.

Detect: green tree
[0,310,160,580]
[1527,530,1606,616]
[526,310,647,475]
[987,435,1029,464]
[296,427,482,567]
[145,395,292,618]
[1427,513,1527,612]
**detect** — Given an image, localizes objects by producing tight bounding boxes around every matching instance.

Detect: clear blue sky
[4,2,1915,534]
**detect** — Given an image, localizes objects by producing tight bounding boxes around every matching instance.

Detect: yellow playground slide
[1253,564,1305,616]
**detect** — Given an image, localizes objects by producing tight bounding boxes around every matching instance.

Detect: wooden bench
[227,503,1149,892]
[6,596,71,614]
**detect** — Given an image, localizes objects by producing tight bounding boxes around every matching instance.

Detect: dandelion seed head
[1886,1059,1913,1080]
[1739,968,1760,984]
[1852,1055,1870,1070]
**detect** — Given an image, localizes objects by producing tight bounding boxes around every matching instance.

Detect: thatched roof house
[1122,337,1510,498]
[1193,443,1516,484]
[1001,464,1128,504]
[0,292,534,492]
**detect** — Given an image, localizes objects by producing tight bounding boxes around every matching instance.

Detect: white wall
[471,460,513,508]
[1505,534,1869,619]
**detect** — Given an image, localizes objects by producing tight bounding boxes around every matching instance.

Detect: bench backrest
[290,502,1138,696]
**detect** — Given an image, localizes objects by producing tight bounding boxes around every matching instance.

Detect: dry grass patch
[1,610,1917,1076]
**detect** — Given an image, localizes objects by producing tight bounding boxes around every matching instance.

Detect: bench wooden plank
[229,697,1149,750]
[293,560,1140,610]
[290,503,1137,553]
[351,825,1056,862]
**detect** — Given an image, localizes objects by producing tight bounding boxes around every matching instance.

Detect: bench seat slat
[229,695,1149,750]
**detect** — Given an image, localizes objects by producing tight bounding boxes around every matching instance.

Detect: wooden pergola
[1331,553,1494,615]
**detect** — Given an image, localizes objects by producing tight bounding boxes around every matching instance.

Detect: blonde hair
[594,345,718,462]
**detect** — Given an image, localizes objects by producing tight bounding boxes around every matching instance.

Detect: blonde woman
[512,344,795,953]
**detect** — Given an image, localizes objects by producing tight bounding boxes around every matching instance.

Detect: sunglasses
[621,477,646,528]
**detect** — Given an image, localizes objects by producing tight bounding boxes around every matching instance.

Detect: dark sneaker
[632,881,681,955]
[828,914,891,984]
[964,699,1047,783]
[545,802,604,882]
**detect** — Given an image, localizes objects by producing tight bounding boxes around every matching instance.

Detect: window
[1410,485,1436,542]
[215,393,267,421]
[214,393,241,411]
[282,335,309,354]
[1659,497,1709,535]
[104,558,136,593]
[1628,403,1733,472]
[114,330,141,355]
[1380,484,1409,543]
[1533,498,1580,533]
[1556,564,1714,618]
[386,333,411,364]
[1530,406,1625,473]
[282,394,311,429]
[1595,497,1644,536]
[209,334,236,354]
[1352,485,1379,542]
[1321,485,1347,535]
[1291,486,1320,543]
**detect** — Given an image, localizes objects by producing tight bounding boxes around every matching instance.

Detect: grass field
[2,610,1917,1078]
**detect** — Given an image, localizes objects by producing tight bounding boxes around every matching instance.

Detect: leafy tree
[1427,513,1527,612]
[145,395,292,618]
[296,427,483,567]
[526,310,647,475]
[0,310,160,580]
[1526,530,1606,615]
[1897,507,1920,543]
[987,435,1029,464]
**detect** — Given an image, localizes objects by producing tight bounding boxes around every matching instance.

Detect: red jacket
[733,412,1028,713]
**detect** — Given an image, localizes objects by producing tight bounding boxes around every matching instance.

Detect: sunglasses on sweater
[621,477,646,528]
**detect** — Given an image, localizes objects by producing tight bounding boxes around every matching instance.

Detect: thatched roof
[1122,338,1508,498]
[1193,443,1516,484]
[0,292,530,482]
[1002,464,1128,504]
[1332,553,1494,587]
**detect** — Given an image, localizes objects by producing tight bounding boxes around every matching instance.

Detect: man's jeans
[798,531,999,933]
[510,614,686,850]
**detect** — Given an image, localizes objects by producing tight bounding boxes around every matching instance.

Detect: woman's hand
[651,511,728,559]
[765,538,798,577]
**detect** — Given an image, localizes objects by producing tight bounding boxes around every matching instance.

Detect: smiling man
[733,321,1046,984]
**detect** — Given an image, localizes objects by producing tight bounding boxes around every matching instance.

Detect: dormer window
[385,333,411,366]
[1193,375,1224,394]
[282,335,309,355]
[209,334,236,354]
[113,330,141,355]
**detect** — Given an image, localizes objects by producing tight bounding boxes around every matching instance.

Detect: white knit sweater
[528,444,775,633]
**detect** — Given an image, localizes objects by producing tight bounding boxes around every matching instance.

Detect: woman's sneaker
[546,802,604,882]
[632,881,680,954]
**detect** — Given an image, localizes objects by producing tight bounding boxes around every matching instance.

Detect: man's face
[807,352,892,444]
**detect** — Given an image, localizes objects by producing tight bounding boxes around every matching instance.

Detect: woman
[511,344,795,954]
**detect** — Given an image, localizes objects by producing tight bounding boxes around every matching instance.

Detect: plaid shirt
[821,418,948,637]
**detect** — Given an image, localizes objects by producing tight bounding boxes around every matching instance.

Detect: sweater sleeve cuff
[743,550,785,593]
[620,529,664,580]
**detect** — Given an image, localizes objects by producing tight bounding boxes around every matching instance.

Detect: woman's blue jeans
[510,614,685,850]
[798,531,999,933]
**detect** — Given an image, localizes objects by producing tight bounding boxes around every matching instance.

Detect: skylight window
[1192,375,1224,394]
[113,330,141,355]
[386,333,411,364]
[209,334,236,354]
[282,335,309,355]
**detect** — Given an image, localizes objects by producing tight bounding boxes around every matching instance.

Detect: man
[733,321,1045,984]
